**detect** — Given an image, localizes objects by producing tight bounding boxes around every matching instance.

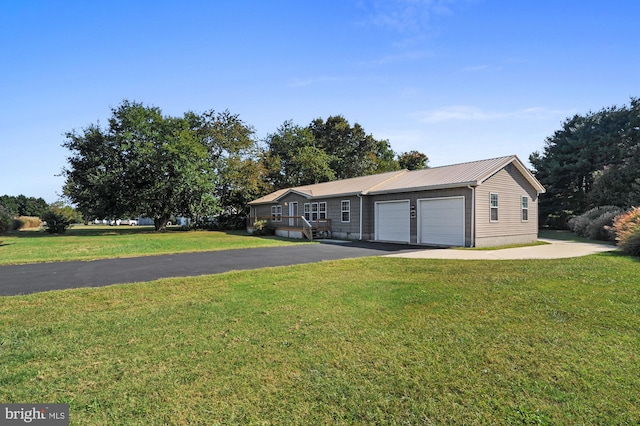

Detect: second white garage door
[419,197,465,246]
[375,200,410,243]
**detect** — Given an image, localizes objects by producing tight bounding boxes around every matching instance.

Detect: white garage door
[419,197,465,246]
[375,200,410,243]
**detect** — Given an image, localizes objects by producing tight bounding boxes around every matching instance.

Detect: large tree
[263,120,335,189]
[63,101,217,230]
[264,116,405,190]
[530,97,640,227]
[310,115,399,179]
[186,110,265,215]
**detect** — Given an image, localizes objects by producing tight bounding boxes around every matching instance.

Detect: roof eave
[367,181,478,195]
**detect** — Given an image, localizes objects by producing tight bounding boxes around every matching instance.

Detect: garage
[375,200,410,243]
[419,197,465,246]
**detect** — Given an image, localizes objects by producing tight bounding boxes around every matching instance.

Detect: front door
[289,202,298,226]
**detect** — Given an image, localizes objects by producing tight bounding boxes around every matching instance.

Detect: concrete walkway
[385,239,617,260]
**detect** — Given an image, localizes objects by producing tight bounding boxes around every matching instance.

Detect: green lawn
[1,254,638,425]
[0,225,307,265]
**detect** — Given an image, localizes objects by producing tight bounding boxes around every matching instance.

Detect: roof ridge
[362,169,409,194]
[428,155,516,170]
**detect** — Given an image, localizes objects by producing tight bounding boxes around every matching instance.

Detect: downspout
[467,185,475,247]
[357,193,363,240]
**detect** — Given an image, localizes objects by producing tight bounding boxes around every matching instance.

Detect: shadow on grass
[602,250,640,262]
[5,226,310,245]
[6,225,161,239]
[539,229,611,244]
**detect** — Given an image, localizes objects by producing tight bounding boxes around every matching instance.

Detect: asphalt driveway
[0,241,422,296]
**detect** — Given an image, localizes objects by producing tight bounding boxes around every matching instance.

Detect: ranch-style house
[248,155,545,248]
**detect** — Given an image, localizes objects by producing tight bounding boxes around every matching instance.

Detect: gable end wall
[474,164,539,247]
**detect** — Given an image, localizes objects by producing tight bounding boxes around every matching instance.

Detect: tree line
[9,98,639,234]
[530,97,640,228]
[62,100,429,230]
[0,196,82,234]
[0,195,49,218]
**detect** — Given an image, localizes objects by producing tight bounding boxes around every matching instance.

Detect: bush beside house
[252,220,276,236]
[568,206,623,242]
[612,207,640,256]
[565,205,640,257]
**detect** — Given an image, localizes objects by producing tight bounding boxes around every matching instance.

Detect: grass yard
[0,225,307,265]
[1,254,638,424]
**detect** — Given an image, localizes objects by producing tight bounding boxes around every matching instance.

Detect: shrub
[0,209,11,234]
[612,207,640,256]
[217,214,247,230]
[568,206,623,241]
[11,218,24,231]
[252,219,276,236]
[42,210,71,234]
[542,210,574,230]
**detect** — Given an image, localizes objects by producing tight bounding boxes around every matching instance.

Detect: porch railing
[247,216,332,240]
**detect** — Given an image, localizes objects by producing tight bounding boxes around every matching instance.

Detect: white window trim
[490,193,499,222]
[303,203,310,221]
[521,196,529,222]
[311,202,319,221]
[341,200,351,223]
[319,202,327,220]
[271,205,282,222]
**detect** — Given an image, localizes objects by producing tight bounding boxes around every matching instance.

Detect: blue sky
[1,0,638,203]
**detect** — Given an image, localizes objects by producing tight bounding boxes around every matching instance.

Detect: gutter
[357,193,363,240]
[367,181,479,196]
[467,184,475,248]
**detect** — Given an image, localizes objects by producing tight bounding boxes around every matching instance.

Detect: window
[271,205,282,222]
[490,193,499,222]
[303,203,310,221]
[311,203,319,221]
[521,196,529,221]
[341,200,350,222]
[319,202,327,220]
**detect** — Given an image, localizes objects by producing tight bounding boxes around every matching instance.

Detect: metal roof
[249,155,544,205]
[367,155,545,194]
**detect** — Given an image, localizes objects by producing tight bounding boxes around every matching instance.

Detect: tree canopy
[263,115,426,191]
[0,195,49,218]
[398,150,430,170]
[530,97,640,228]
[63,101,255,229]
[309,115,399,179]
[62,101,430,229]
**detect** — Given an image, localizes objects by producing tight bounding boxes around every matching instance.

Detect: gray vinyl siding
[368,188,473,245]
[250,194,362,239]
[250,204,272,218]
[475,164,539,247]
[325,195,361,239]
[249,156,544,246]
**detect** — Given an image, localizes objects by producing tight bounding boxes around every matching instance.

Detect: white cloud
[415,105,574,123]
[363,0,455,34]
